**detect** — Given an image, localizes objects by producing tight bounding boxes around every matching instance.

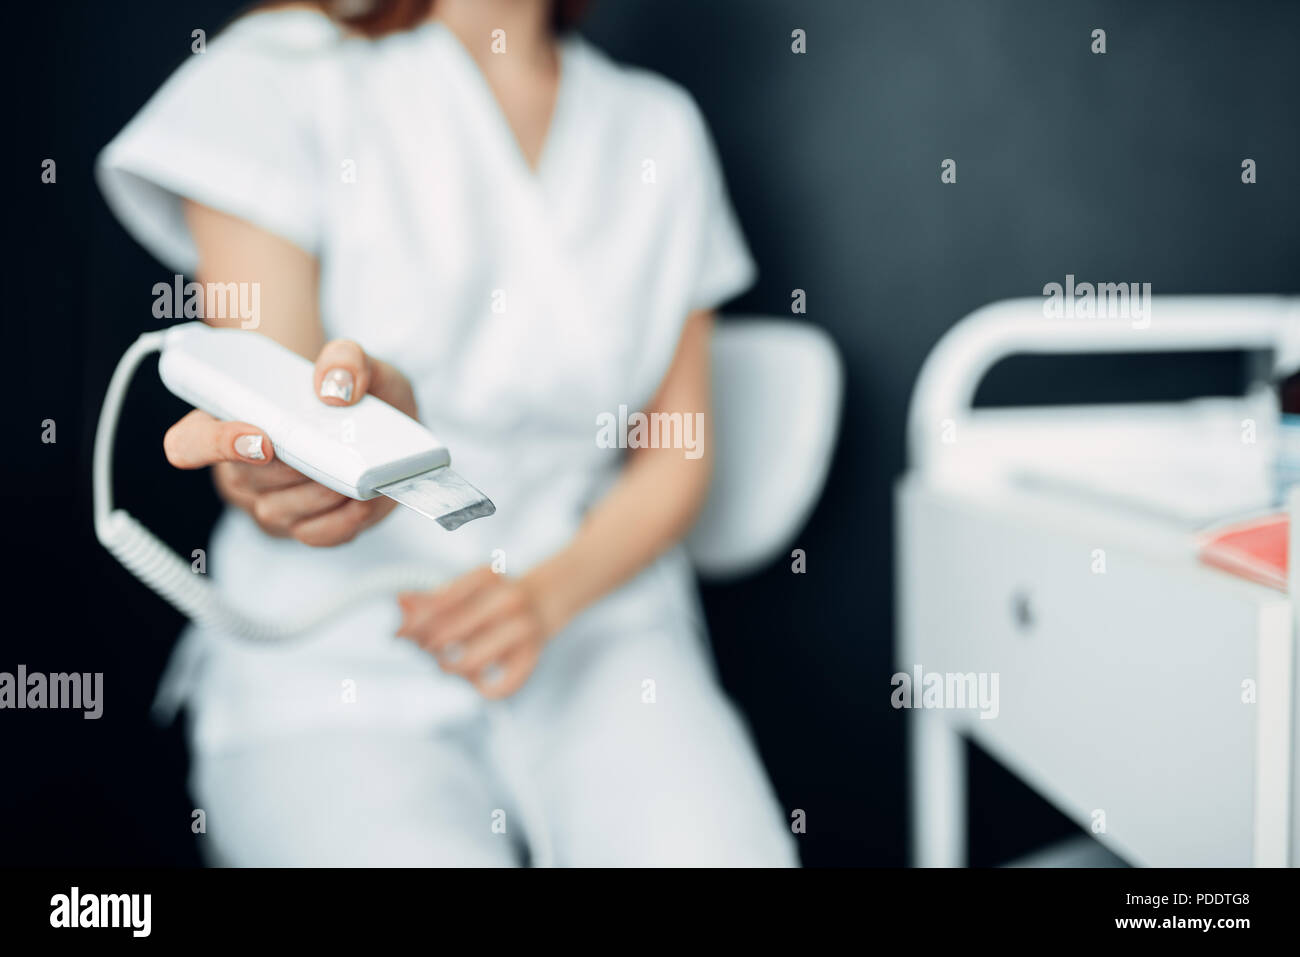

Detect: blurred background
[6,0,1299,866]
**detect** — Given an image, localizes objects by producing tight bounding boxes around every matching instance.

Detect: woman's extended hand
[396,566,561,699]
[162,338,418,547]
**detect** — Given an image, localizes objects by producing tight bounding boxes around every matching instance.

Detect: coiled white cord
[93,331,555,864]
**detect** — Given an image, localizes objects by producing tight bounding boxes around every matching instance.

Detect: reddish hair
[255,0,588,38]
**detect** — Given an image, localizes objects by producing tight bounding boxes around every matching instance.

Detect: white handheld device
[93,323,494,643]
[157,323,494,529]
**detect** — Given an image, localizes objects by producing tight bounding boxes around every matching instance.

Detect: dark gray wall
[7,0,1298,867]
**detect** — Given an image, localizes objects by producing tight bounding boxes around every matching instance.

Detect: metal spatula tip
[435,499,496,531]
[377,468,495,531]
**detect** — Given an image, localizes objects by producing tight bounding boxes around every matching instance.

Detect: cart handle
[906,294,1300,470]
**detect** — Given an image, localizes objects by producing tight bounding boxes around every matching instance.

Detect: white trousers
[187,620,799,867]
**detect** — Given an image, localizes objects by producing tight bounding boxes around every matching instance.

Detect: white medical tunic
[98,10,759,757]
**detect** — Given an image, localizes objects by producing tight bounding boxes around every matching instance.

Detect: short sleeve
[95,11,337,274]
[679,96,757,313]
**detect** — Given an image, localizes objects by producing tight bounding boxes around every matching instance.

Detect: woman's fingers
[287,498,381,548]
[440,615,532,677]
[474,643,540,700]
[395,568,547,699]
[313,339,419,418]
[163,410,274,469]
[313,339,370,406]
[432,566,498,609]
[215,459,308,497]
[430,583,523,652]
[396,567,498,642]
[394,569,547,698]
[251,481,350,534]
[213,462,394,546]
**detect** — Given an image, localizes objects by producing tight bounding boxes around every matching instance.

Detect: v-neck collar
[424,19,579,183]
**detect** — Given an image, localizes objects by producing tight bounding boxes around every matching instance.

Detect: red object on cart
[1198,512,1288,591]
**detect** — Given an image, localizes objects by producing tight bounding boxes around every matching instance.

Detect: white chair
[686,317,844,580]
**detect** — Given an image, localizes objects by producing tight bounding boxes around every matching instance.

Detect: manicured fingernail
[481,664,504,685]
[234,434,265,460]
[320,368,354,402]
[442,645,464,664]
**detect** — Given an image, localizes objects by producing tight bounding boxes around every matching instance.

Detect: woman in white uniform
[98,0,796,866]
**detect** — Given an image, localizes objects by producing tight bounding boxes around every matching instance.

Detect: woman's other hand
[394,308,719,697]
[396,567,563,699]
[163,338,419,547]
